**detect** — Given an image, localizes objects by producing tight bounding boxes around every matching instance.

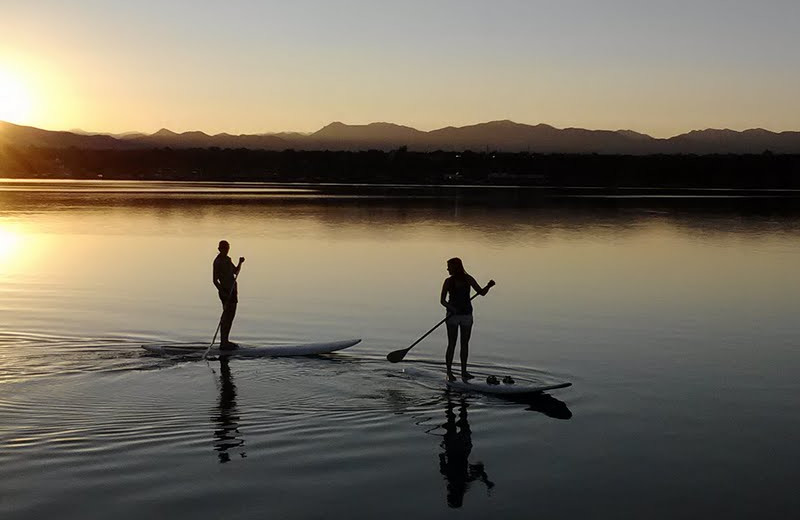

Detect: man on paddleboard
[213,240,244,350]
[440,257,493,382]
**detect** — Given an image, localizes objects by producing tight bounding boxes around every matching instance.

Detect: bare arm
[212,259,222,290]
[440,279,457,314]
[469,275,494,296]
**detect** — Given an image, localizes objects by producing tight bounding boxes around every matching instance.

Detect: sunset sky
[1,0,798,137]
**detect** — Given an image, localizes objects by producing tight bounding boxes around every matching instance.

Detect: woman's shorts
[446,314,474,327]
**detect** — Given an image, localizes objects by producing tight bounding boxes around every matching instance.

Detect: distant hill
[664,128,800,154]
[2,119,800,154]
[0,121,136,150]
[126,128,288,149]
[425,120,662,153]
[309,121,426,148]
[69,128,147,139]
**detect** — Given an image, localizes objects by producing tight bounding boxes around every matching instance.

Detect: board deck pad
[142,338,361,357]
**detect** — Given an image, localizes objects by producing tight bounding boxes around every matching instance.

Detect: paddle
[386,280,495,363]
[204,267,242,360]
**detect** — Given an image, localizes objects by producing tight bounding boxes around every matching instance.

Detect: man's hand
[238,257,245,265]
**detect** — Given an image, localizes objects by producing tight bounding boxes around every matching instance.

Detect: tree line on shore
[2,145,799,188]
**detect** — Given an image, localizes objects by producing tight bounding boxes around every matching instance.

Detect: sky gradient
[1,0,799,137]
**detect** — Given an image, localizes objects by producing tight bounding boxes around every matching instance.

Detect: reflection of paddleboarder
[440,258,493,382]
[212,240,244,350]
[211,357,245,463]
[438,395,494,508]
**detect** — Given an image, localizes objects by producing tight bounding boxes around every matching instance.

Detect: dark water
[0,180,798,519]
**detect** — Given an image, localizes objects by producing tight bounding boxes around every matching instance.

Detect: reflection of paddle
[204,269,241,360]
[387,280,495,363]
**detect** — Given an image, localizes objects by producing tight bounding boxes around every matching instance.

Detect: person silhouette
[440,257,493,381]
[212,240,244,350]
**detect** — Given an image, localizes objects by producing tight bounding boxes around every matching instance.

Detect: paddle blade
[386,348,409,363]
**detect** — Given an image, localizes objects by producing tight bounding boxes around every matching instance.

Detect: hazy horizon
[4,118,799,142]
[2,1,799,138]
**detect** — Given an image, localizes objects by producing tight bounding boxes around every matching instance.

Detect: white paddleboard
[446,377,571,396]
[142,338,361,357]
[401,367,570,396]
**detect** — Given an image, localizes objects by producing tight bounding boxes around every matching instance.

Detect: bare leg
[459,321,473,380]
[220,299,237,347]
[445,322,458,381]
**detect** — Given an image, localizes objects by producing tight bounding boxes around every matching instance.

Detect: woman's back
[446,275,474,315]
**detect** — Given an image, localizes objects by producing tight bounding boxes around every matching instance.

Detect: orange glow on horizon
[0,66,33,125]
[0,53,84,131]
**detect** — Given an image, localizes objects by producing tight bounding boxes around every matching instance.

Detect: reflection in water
[6,182,800,241]
[210,357,246,463]
[507,392,573,420]
[0,222,34,272]
[434,391,572,508]
[0,225,21,259]
[437,395,494,508]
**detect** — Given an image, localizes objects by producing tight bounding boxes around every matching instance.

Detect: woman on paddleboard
[440,258,494,382]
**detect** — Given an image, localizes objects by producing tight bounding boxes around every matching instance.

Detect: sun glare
[0,225,23,263]
[0,68,32,124]
[0,221,47,278]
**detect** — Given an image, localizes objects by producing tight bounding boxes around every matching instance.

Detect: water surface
[1,180,798,519]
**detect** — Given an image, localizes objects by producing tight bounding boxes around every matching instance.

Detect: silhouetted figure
[212,240,244,350]
[211,357,246,463]
[440,257,493,381]
[438,395,494,508]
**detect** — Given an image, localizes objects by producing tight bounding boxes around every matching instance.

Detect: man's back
[214,253,236,290]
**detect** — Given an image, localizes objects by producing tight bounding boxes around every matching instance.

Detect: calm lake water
[1,180,798,519]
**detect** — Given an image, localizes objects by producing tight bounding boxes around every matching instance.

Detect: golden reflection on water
[0,221,41,276]
[0,225,21,260]
[2,184,800,359]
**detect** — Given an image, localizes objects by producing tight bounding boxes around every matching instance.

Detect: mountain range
[2,119,800,154]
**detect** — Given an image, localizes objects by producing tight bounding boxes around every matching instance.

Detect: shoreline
[2,147,800,189]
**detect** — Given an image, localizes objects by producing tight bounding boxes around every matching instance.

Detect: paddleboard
[446,377,571,396]
[401,367,570,396]
[142,338,361,358]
